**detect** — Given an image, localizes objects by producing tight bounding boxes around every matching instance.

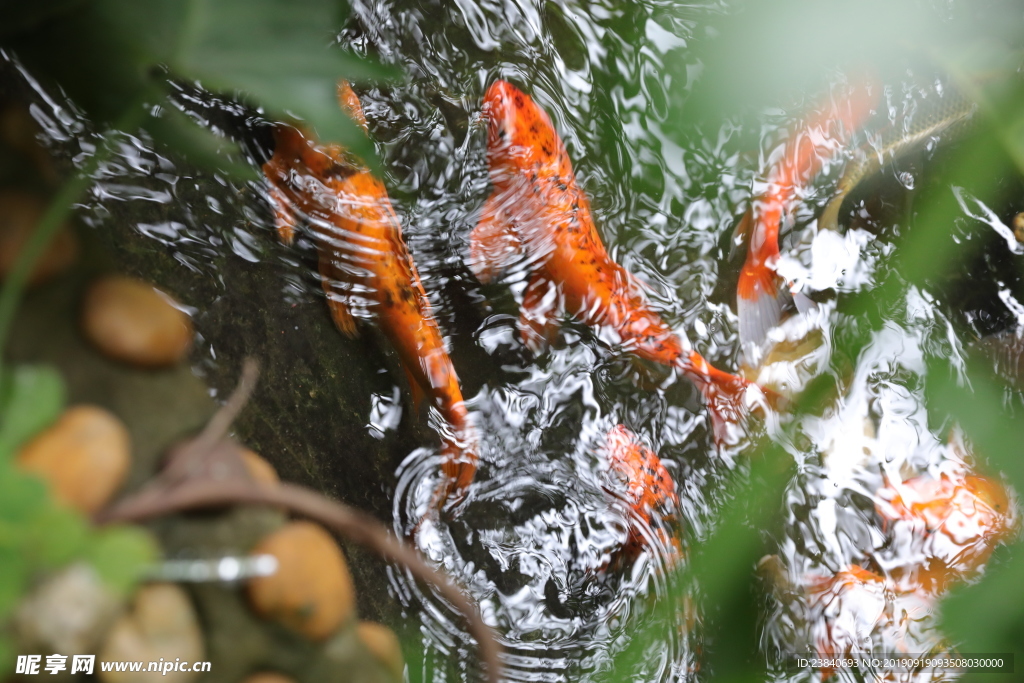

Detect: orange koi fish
[736,82,876,353]
[875,470,1014,592]
[471,80,764,441]
[600,425,682,568]
[262,81,478,511]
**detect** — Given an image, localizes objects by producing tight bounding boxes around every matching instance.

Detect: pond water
[4,0,1023,681]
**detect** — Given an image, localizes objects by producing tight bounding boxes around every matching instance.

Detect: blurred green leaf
[684,0,1024,122]
[610,440,790,679]
[2,0,395,174]
[0,638,12,680]
[0,547,30,615]
[0,470,49,525]
[941,549,1024,670]
[0,364,65,457]
[172,0,394,169]
[87,526,159,595]
[0,0,88,38]
[26,506,89,569]
[145,105,258,180]
[926,357,1024,490]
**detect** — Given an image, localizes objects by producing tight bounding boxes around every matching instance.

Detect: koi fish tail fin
[737,263,790,354]
[792,288,816,315]
[430,429,479,517]
[817,189,849,234]
[519,275,561,354]
[469,192,523,284]
[681,352,780,444]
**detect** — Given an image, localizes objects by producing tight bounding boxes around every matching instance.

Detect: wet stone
[247,521,356,641]
[81,275,194,368]
[17,404,132,515]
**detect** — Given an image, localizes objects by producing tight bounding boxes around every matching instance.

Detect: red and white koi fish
[470,80,768,441]
[736,82,876,354]
[263,81,478,512]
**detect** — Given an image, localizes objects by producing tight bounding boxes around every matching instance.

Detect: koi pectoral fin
[317,250,360,339]
[468,192,522,283]
[266,182,299,245]
[403,365,428,416]
[519,276,562,355]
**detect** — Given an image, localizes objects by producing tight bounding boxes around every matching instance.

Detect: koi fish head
[482,80,566,180]
[269,124,344,178]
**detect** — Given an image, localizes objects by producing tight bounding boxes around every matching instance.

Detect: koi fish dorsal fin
[468,191,523,283]
[519,275,562,354]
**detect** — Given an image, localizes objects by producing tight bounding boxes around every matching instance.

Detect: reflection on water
[5,0,1024,680]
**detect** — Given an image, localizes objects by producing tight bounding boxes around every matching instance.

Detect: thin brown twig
[191,358,260,454]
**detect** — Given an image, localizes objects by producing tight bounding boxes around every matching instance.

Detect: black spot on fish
[325,161,357,178]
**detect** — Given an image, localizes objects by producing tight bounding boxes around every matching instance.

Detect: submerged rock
[356,622,404,683]
[81,275,193,368]
[17,404,131,514]
[14,563,123,656]
[99,583,205,683]
[247,521,356,641]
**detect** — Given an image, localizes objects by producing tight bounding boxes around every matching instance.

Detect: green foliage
[86,526,160,595]
[0,364,65,458]
[1,0,398,172]
[685,0,1024,122]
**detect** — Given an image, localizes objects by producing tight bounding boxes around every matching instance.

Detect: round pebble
[240,674,296,683]
[17,405,131,514]
[357,621,404,682]
[239,447,279,486]
[247,521,355,641]
[14,563,122,655]
[0,189,77,285]
[82,275,193,367]
[99,583,204,683]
